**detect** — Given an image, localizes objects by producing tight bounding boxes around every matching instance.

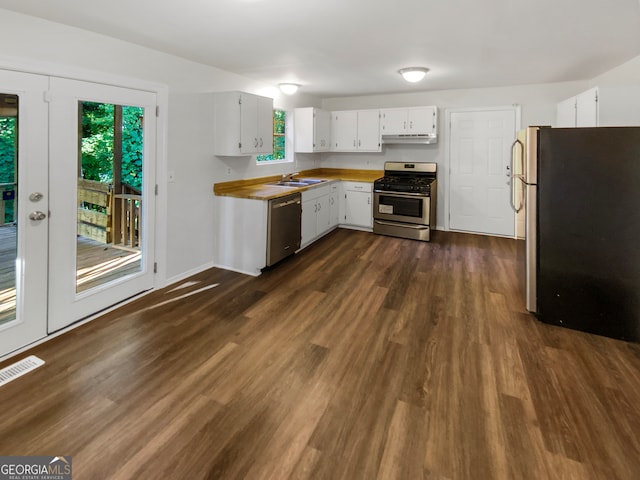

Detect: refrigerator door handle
[510,139,525,212]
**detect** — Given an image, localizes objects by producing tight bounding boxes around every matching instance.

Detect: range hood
[381,133,437,145]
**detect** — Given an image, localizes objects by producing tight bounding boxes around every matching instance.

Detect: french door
[0,70,157,357]
[0,70,49,357]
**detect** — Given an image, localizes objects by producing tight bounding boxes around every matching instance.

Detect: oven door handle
[374,190,429,197]
[374,220,430,230]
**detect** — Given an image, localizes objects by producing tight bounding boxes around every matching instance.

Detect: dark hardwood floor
[1,229,640,479]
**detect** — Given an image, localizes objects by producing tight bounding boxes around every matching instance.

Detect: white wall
[320,81,588,229]
[0,8,322,284]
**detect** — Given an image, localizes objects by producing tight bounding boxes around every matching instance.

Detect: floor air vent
[0,355,45,387]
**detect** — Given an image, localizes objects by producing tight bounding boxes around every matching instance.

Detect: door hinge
[238,142,242,149]
[156,105,160,117]
[155,184,159,195]
[153,262,158,273]
[43,91,52,103]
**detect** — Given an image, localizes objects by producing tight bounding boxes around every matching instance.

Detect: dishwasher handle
[273,198,301,208]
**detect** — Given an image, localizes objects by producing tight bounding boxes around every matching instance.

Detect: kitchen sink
[268,179,327,187]
[297,178,326,184]
[268,181,311,187]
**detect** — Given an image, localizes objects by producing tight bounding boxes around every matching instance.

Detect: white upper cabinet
[294,107,331,153]
[357,110,382,150]
[556,86,640,128]
[556,97,577,127]
[331,110,358,151]
[255,95,274,153]
[330,110,381,152]
[215,91,273,156]
[380,106,437,135]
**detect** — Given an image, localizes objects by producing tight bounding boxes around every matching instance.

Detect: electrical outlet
[227,167,232,176]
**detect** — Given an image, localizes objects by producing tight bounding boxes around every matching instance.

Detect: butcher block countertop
[213,168,383,200]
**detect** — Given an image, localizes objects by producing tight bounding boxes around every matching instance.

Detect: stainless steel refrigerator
[511,126,640,342]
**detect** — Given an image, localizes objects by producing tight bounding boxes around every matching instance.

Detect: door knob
[29,211,47,221]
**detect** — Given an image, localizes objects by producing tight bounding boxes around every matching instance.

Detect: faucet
[286,172,299,181]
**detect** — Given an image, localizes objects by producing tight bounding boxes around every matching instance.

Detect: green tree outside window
[0,117,16,223]
[257,110,286,162]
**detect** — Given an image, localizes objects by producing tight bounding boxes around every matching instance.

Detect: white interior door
[449,109,516,236]
[0,69,49,357]
[47,78,157,333]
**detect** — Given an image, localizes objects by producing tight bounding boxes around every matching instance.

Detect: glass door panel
[76,102,144,293]
[0,93,18,325]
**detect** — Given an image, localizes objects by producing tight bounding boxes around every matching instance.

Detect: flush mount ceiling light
[279,83,300,95]
[398,67,430,83]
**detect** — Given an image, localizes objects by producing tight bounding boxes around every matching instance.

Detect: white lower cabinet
[329,183,340,229]
[340,181,373,229]
[301,183,335,248]
[216,196,267,275]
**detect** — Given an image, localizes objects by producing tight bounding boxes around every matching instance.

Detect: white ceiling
[0,0,639,98]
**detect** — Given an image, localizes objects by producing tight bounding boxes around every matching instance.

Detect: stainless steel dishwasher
[267,192,302,266]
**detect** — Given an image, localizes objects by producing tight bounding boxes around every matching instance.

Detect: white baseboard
[212,264,261,277]
[163,261,218,286]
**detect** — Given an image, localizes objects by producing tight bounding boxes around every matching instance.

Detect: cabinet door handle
[404,121,406,130]
[368,197,371,205]
[259,138,263,148]
[254,138,258,148]
[317,202,321,212]
[314,204,317,213]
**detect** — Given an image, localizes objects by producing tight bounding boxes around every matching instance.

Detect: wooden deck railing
[112,190,141,250]
[77,179,141,250]
[77,178,111,244]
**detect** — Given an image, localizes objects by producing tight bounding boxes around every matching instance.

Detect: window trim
[256,109,292,165]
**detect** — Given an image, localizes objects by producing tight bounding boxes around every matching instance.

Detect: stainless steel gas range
[373,162,437,241]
